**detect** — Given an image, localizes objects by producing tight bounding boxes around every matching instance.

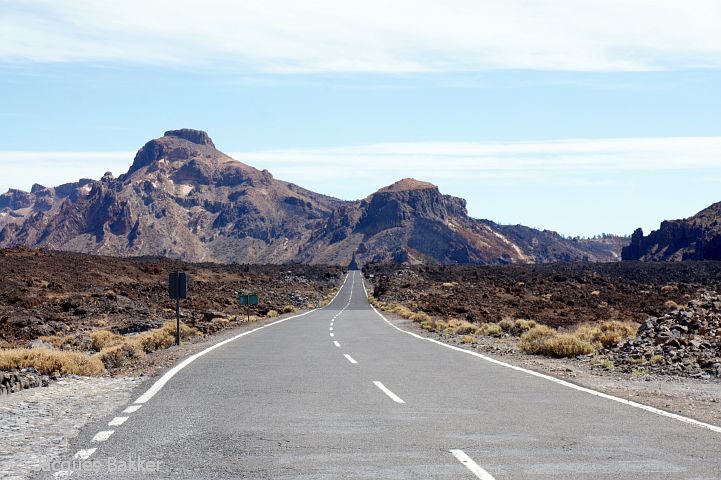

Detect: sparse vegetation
[574,321,638,348]
[97,342,145,369]
[480,323,503,336]
[519,327,594,358]
[664,300,682,310]
[513,319,537,333]
[591,356,615,370]
[138,321,201,352]
[90,330,125,351]
[282,305,297,314]
[0,348,105,376]
[650,354,664,365]
[38,335,77,350]
[266,310,279,318]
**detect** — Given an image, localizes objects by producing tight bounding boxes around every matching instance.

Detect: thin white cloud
[232,137,721,182]
[2,1,721,72]
[0,152,132,193]
[1,136,719,195]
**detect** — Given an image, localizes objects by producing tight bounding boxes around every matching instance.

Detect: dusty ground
[365,262,721,328]
[0,247,344,348]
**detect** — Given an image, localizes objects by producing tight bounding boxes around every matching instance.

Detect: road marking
[329,327,333,331]
[450,450,495,480]
[92,430,115,442]
[334,341,341,347]
[370,305,721,434]
[323,272,350,308]
[330,333,334,337]
[108,416,128,426]
[74,448,97,460]
[134,308,320,404]
[373,381,405,404]
[123,405,142,414]
[344,354,358,364]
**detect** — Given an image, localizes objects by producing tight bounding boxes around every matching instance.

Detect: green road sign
[239,294,259,305]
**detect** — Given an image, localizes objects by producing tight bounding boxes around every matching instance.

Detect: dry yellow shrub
[0,348,105,376]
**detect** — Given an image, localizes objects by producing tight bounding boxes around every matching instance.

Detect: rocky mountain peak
[163,129,215,147]
[125,129,220,177]
[377,178,437,193]
[0,130,624,265]
[622,201,721,261]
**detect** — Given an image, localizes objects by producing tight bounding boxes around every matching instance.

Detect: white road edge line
[74,448,97,460]
[108,416,128,426]
[123,405,142,414]
[373,381,405,404]
[92,430,115,442]
[450,450,495,480]
[324,272,350,308]
[133,302,330,404]
[368,299,721,434]
[344,354,358,364]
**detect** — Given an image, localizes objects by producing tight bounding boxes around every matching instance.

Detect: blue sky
[2,1,721,237]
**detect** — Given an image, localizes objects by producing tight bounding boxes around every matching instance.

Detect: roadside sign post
[238,294,259,321]
[169,272,189,346]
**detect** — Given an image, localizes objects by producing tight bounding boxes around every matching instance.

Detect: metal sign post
[238,294,259,321]
[169,272,189,346]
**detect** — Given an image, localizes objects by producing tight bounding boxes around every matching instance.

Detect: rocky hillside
[0,247,344,346]
[0,129,345,263]
[622,202,721,261]
[0,129,621,265]
[606,292,721,378]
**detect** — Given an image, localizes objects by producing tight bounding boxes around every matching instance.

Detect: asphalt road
[51,271,721,479]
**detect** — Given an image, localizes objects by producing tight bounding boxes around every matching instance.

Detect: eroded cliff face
[0,130,622,265]
[622,202,721,261]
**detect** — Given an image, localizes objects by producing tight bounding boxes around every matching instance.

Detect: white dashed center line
[108,416,129,426]
[74,448,97,460]
[373,381,405,404]
[123,404,142,414]
[91,430,115,442]
[330,333,334,337]
[343,354,358,364]
[334,341,341,347]
[449,450,496,479]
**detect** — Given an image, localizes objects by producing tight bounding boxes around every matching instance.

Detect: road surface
[51,271,721,479]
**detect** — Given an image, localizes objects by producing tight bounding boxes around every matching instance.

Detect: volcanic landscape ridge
[0,129,624,265]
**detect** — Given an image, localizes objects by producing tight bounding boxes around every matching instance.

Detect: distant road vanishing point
[56,271,721,479]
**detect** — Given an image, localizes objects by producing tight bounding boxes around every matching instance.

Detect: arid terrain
[364,261,721,378]
[0,247,344,382]
[365,261,719,327]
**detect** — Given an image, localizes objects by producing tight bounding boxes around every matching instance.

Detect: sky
[1,0,721,237]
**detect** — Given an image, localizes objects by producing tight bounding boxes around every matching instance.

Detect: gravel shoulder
[387,314,721,428]
[0,376,142,480]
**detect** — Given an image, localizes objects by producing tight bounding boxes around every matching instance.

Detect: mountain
[0,129,621,265]
[0,129,344,263]
[622,202,721,261]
